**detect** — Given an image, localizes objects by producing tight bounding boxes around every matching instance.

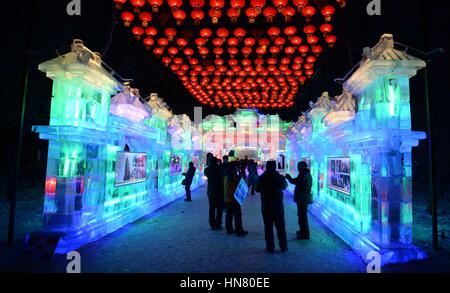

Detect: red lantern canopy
[251,0,266,13]
[293,0,308,12]
[132,26,145,40]
[325,35,337,47]
[302,5,316,22]
[149,0,163,13]
[165,28,177,41]
[139,12,152,27]
[267,27,281,39]
[209,8,222,24]
[121,11,135,27]
[173,9,187,25]
[320,23,333,36]
[282,6,296,22]
[130,0,145,13]
[145,27,158,37]
[227,8,240,23]
[168,0,183,12]
[200,28,213,40]
[245,7,259,23]
[191,9,205,25]
[321,5,336,22]
[143,37,154,50]
[263,7,277,22]
[190,0,205,8]
[114,0,127,10]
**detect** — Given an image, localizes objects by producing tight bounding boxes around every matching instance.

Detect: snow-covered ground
[0,181,449,273]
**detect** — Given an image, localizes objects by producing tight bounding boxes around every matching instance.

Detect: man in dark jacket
[182,162,196,202]
[286,161,313,240]
[204,157,223,230]
[255,161,288,253]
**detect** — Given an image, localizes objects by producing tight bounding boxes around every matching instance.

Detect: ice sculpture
[285,34,427,265]
[110,86,150,122]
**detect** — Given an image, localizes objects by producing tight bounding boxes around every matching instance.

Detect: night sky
[1,0,450,194]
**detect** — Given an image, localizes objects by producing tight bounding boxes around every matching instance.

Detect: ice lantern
[38,39,119,130]
[344,34,427,264]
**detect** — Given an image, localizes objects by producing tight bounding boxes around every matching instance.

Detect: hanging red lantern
[233,28,247,39]
[130,0,145,13]
[165,28,177,41]
[270,46,280,56]
[336,0,347,8]
[293,0,308,13]
[298,45,309,56]
[145,27,158,37]
[190,0,205,8]
[184,48,194,58]
[195,37,206,47]
[325,35,337,47]
[162,56,172,67]
[294,56,304,64]
[256,47,266,57]
[251,0,266,13]
[242,47,252,58]
[212,38,224,46]
[320,23,333,36]
[153,47,164,57]
[245,7,259,23]
[282,6,295,22]
[259,38,270,47]
[158,37,169,47]
[214,47,224,58]
[284,26,297,37]
[302,5,316,22]
[272,0,288,12]
[177,38,188,48]
[200,28,213,40]
[227,37,240,47]
[132,26,145,40]
[306,56,317,63]
[199,47,209,58]
[284,46,296,55]
[303,24,316,37]
[209,8,222,24]
[143,37,154,50]
[228,47,239,57]
[263,6,277,22]
[217,28,229,39]
[227,8,240,23]
[173,9,187,25]
[321,5,336,22]
[231,0,245,13]
[244,37,256,47]
[290,36,302,46]
[274,36,285,46]
[267,27,281,39]
[168,0,183,12]
[114,0,127,10]
[210,0,225,10]
[312,45,323,56]
[307,35,319,45]
[149,0,163,12]
[121,11,135,27]
[139,12,152,27]
[191,9,205,25]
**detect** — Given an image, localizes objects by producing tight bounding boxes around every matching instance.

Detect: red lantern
[303,24,316,36]
[200,28,213,40]
[121,11,135,27]
[212,38,224,46]
[191,9,205,25]
[259,38,270,47]
[190,0,205,8]
[143,37,154,49]
[267,27,281,39]
[274,36,285,46]
[272,0,288,12]
[302,5,316,22]
[195,37,206,47]
[162,56,172,67]
[168,0,183,12]
[227,37,239,47]
[231,0,245,12]
[233,28,247,39]
[290,36,302,46]
[209,8,222,24]
[336,0,347,8]
[298,45,309,56]
[293,0,308,12]
[139,12,152,27]
[210,0,225,9]
[312,45,323,56]
[320,23,333,36]
[263,7,277,22]
[242,47,252,58]
[184,48,194,58]
[177,38,188,48]
[256,47,266,57]
[282,6,295,22]
[149,0,163,13]
[321,5,336,22]
[132,27,144,40]
[245,7,259,23]
[284,46,296,55]
[251,0,266,13]
[165,28,177,41]
[173,9,187,25]
[199,47,209,58]
[284,26,297,37]
[145,27,157,37]
[114,0,127,10]
[217,28,229,39]
[306,56,317,63]
[325,35,337,47]
[158,37,169,47]
[153,47,164,57]
[307,35,319,45]
[130,0,145,13]
[227,8,240,23]
[270,46,280,56]
[244,37,256,47]
[214,47,224,58]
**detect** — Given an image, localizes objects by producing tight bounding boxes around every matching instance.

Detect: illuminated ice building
[33,34,427,265]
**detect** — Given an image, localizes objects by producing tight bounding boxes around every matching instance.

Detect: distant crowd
[182,153,313,253]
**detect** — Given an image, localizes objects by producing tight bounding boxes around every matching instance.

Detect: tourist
[182,162,196,202]
[255,161,288,253]
[286,161,313,240]
[247,160,258,195]
[204,157,224,230]
[224,161,248,236]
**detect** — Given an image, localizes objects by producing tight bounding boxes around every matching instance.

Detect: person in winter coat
[204,157,224,230]
[255,161,288,253]
[286,161,313,240]
[224,161,248,237]
[247,160,258,195]
[182,162,196,202]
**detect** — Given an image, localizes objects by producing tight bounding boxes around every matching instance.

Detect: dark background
[1,0,449,199]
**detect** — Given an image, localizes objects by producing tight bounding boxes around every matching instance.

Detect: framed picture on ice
[327,157,351,195]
